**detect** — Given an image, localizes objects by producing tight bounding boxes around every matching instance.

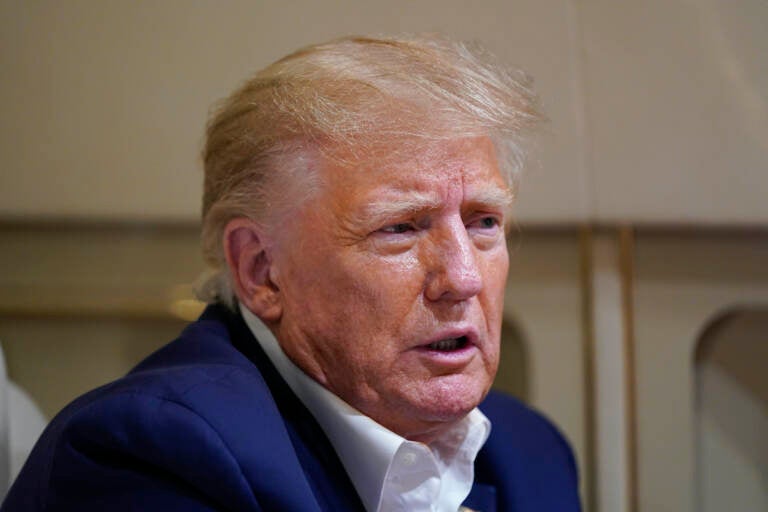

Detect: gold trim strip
[578,225,597,512]
[619,226,638,512]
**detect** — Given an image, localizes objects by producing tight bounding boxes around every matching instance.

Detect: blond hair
[198,34,543,306]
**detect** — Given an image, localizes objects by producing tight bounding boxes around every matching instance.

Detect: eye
[479,216,499,229]
[469,216,501,230]
[380,222,415,234]
[370,221,420,253]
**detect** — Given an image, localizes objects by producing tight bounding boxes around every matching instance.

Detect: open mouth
[426,336,469,352]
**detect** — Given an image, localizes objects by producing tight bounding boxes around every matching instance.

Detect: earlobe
[223,218,282,322]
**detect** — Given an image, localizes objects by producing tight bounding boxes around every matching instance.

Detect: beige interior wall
[580,0,768,223]
[0,224,204,316]
[3,1,766,224]
[633,232,768,512]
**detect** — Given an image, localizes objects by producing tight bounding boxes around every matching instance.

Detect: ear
[223,218,282,322]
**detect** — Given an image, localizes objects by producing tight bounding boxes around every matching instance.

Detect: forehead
[318,137,510,204]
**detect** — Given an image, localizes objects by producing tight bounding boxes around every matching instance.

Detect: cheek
[341,250,424,302]
[483,247,509,302]
[283,249,421,341]
[480,248,509,366]
[319,254,426,360]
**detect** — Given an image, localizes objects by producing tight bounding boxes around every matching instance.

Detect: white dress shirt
[239,304,491,512]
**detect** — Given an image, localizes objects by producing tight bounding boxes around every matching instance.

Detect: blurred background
[0,1,766,511]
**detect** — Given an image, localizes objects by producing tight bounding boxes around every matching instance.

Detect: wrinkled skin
[246,137,512,442]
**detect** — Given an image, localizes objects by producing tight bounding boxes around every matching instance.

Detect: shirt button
[400,451,417,466]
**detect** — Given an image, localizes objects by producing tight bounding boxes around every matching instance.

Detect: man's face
[269,137,511,441]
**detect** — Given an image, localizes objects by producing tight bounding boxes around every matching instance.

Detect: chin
[415,373,490,422]
[403,393,484,443]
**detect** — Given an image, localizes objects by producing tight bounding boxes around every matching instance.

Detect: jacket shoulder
[2,307,317,512]
[477,390,581,511]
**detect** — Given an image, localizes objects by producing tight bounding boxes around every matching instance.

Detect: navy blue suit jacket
[3,305,580,511]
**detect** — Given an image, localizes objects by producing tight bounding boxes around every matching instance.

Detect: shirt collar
[239,304,490,512]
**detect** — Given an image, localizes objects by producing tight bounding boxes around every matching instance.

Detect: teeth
[428,338,460,351]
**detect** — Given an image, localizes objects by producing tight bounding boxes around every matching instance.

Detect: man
[3,35,579,511]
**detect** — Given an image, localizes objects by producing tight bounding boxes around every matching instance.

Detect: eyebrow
[360,186,515,223]
[360,192,441,223]
[465,187,516,212]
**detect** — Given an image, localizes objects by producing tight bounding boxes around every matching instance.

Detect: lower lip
[414,343,479,367]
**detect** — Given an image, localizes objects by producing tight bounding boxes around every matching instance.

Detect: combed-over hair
[198,34,544,306]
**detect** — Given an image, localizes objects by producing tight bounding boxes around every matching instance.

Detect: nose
[424,221,483,302]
